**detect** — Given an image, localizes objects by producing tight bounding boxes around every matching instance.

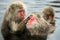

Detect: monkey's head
[6,1,26,22]
[42,6,54,21]
[42,6,55,26]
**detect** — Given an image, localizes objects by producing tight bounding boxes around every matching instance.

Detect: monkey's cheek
[20,16,25,20]
[18,9,25,19]
[18,14,25,20]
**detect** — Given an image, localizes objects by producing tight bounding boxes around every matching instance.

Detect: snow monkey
[1,3,55,40]
[25,12,55,40]
[42,6,55,26]
[1,1,28,40]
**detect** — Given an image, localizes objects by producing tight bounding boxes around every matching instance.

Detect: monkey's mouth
[17,9,25,20]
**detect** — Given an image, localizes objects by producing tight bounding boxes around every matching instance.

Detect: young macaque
[41,6,55,33]
[41,6,55,26]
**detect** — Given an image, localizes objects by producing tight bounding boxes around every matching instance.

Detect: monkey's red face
[18,9,25,20]
[27,15,36,26]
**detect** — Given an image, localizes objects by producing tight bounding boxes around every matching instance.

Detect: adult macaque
[1,1,27,40]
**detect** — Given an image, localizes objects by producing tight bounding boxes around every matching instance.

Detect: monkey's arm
[18,17,29,31]
[10,17,29,34]
[1,19,10,39]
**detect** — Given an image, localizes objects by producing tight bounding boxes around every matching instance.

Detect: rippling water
[0,0,60,40]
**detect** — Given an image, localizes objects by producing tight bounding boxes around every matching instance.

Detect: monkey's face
[42,6,54,20]
[46,13,54,21]
[9,4,25,22]
[12,5,25,20]
[17,9,25,20]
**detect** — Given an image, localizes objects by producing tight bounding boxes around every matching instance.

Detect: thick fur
[1,3,55,40]
[41,6,55,33]
[42,6,55,24]
[1,1,27,40]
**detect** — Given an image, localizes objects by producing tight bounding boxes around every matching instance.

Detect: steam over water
[0,0,60,40]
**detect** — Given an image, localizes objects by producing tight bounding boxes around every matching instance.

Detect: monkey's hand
[10,16,29,34]
[17,16,30,30]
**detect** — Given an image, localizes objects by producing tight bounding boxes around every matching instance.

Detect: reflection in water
[50,1,60,3]
[0,0,60,40]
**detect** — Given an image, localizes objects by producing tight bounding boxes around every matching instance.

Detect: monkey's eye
[18,9,24,14]
[49,14,54,17]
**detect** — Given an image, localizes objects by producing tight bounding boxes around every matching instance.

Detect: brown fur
[25,12,55,40]
[1,4,55,40]
[42,6,55,26]
[41,6,55,33]
[1,1,27,40]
